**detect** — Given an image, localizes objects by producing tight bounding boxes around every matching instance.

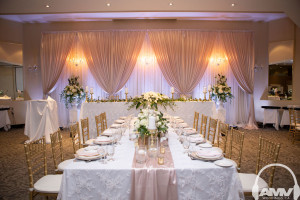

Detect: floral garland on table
[134,109,168,137]
[211,74,233,103]
[60,76,86,108]
[128,91,175,110]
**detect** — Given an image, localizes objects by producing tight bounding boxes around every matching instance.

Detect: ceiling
[0,12,288,23]
[0,0,299,25]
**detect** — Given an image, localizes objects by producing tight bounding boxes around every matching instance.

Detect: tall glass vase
[216,99,226,123]
[69,102,78,126]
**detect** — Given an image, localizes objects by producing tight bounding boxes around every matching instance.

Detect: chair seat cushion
[238,173,268,193]
[58,159,74,171]
[34,174,62,193]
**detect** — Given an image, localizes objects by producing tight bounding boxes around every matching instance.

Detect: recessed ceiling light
[231,3,235,7]
[169,2,173,6]
[106,3,111,6]
[45,4,50,8]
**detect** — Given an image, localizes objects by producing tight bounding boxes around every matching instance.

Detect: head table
[58,129,244,200]
[79,101,218,139]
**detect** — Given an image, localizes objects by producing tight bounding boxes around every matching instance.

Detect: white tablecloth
[263,109,280,130]
[0,109,11,131]
[80,101,218,139]
[0,100,27,125]
[58,130,243,200]
[24,97,59,143]
[280,110,290,127]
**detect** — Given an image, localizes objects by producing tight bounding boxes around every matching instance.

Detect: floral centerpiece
[128,91,175,110]
[134,109,168,137]
[60,76,85,108]
[211,74,233,103]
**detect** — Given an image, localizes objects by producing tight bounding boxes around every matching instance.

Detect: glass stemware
[107,145,115,161]
[183,137,190,154]
[98,147,107,164]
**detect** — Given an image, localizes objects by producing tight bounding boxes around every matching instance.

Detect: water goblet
[107,145,115,161]
[183,137,190,154]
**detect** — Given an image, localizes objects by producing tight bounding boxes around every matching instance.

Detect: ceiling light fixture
[106,3,111,6]
[169,2,173,6]
[231,3,235,7]
[45,5,50,8]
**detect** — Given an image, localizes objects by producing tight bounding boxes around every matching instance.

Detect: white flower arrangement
[60,76,86,108]
[134,108,168,137]
[128,91,174,110]
[211,74,233,103]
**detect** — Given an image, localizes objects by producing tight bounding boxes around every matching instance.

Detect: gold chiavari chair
[24,137,62,200]
[227,128,244,172]
[193,111,200,131]
[199,114,208,138]
[95,114,102,137]
[206,117,218,145]
[50,130,74,173]
[293,110,300,143]
[239,136,281,196]
[70,122,81,154]
[217,122,229,156]
[102,112,108,131]
[288,108,295,139]
[80,117,94,145]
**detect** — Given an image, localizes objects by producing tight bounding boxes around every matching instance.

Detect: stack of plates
[76,147,101,160]
[184,129,197,135]
[198,143,213,148]
[119,116,127,120]
[189,135,205,143]
[115,119,125,124]
[190,147,223,161]
[102,129,116,136]
[110,124,122,128]
[178,122,189,128]
[94,136,113,145]
[176,119,185,123]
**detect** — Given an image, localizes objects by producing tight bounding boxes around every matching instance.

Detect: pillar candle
[203,87,207,93]
[125,87,128,94]
[208,85,212,91]
[171,87,175,93]
[85,86,89,93]
[148,116,156,130]
[90,88,93,94]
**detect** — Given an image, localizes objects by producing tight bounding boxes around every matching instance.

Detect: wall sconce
[254,64,263,72]
[27,65,39,71]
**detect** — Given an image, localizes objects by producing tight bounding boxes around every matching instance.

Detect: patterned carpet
[0,125,299,200]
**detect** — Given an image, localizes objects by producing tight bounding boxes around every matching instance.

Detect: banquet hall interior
[0,0,300,199]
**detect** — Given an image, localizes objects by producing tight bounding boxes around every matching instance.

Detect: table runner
[131,146,178,200]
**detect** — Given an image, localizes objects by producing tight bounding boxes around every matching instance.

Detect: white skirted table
[0,106,11,131]
[58,130,243,200]
[79,101,218,139]
[24,97,59,143]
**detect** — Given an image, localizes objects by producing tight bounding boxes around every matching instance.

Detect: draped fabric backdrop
[41,30,256,129]
[148,31,216,96]
[41,33,76,96]
[78,31,145,96]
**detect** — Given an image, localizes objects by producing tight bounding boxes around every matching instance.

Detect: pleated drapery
[78,31,145,96]
[41,32,76,96]
[148,30,216,96]
[221,32,257,129]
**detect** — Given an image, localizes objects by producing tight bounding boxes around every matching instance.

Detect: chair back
[293,110,300,143]
[95,114,102,136]
[70,122,81,154]
[256,136,281,187]
[102,112,108,131]
[217,122,229,155]
[50,129,64,171]
[24,137,47,189]
[289,108,295,132]
[193,112,200,131]
[206,117,218,144]
[80,117,90,144]
[228,128,244,171]
[200,114,208,137]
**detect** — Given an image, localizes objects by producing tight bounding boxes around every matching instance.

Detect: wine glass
[183,137,190,154]
[107,145,115,161]
[98,147,107,164]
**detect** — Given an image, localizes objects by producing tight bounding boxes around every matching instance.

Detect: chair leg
[29,191,33,200]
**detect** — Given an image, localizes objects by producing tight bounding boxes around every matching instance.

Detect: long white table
[80,101,218,139]
[58,130,243,200]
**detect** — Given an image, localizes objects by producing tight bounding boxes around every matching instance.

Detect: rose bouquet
[211,74,233,103]
[60,76,85,108]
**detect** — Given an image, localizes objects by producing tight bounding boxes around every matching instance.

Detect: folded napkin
[103,129,116,136]
[119,116,127,120]
[96,136,111,142]
[189,136,204,143]
[115,119,125,124]
[196,149,222,158]
[110,124,122,128]
[77,149,99,157]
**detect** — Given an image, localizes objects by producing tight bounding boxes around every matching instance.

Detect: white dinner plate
[198,143,212,148]
[76,154,101,161]
[214,159,234,167]
[110,124,122,128]
[119,116,127,120]
[115,119,125,124]
[102,129,116,136]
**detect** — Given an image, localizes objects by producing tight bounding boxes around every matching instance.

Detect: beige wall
[0,18,23,43]
[0,66,16,98]
[21,19,300,122]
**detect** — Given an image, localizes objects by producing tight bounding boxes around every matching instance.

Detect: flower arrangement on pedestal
[60,76,86,108]
[211,74,233,103]
[128,91,175,110]
[134,108,168,137]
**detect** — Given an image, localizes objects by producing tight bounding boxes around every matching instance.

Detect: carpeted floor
[0,126,299,200]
